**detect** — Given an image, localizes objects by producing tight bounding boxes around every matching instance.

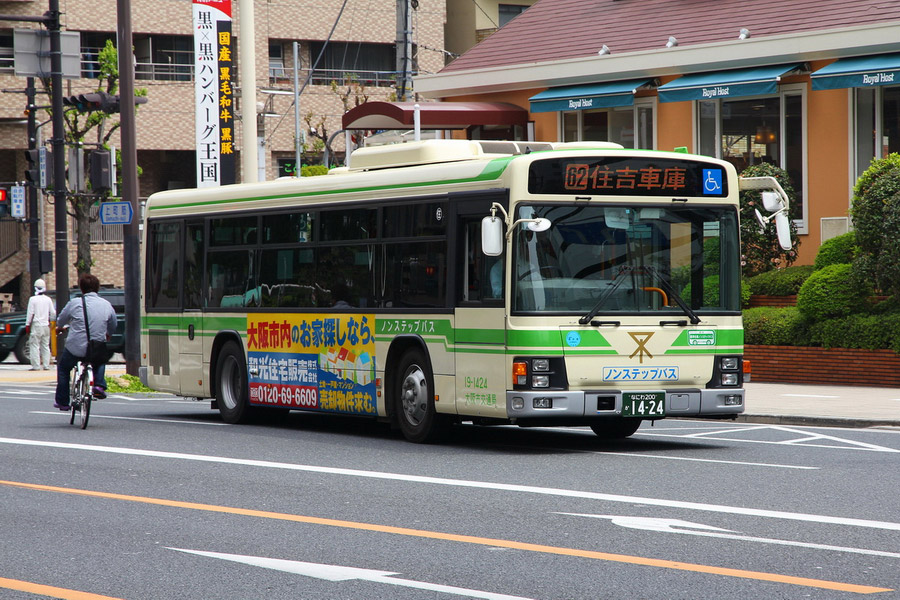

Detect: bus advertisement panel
[246,313,376,415]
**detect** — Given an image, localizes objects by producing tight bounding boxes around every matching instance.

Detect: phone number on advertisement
[252,384,318,407]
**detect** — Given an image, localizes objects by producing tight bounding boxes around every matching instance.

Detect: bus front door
[454,215,507,419]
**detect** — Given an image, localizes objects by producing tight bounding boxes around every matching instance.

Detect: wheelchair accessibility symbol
[702,168,723,195]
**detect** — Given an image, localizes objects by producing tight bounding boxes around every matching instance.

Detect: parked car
[0,287,125,364]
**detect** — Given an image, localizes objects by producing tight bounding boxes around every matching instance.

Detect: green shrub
[746,264,814,296]
[796,263,871,321]
[680,275,751,307]
[850,154,900,295]
[301,165,329,177]
[813,232,857,270]
[809,312,900,352]
[739,163,800,277]
[743,306,810,346]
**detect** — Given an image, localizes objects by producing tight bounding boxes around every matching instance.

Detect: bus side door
[453,198,508,419]
[179,221,206,397]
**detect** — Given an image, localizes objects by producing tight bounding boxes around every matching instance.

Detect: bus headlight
[533,375,550,388]
[720,357,739,370]
[721,373,738,386]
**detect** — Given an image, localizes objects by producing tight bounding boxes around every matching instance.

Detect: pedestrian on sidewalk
[25,278,55,371]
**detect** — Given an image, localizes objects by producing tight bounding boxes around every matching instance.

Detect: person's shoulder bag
[81,295,108,365]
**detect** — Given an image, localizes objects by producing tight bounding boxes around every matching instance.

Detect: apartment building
[0,0,448,305]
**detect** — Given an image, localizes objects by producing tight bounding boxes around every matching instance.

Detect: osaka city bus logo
[628,332,654,363]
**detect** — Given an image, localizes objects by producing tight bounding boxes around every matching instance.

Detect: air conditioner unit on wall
[820,217,849,242]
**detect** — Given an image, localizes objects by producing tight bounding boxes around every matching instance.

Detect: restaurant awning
[528,79,654,113]
[657,64,802,103]
[341,101,528,130]
[811,53,900,91]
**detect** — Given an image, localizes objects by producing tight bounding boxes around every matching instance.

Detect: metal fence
[0,220,20,263]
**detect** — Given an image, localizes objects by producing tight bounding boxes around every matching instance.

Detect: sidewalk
[2,363,898,429]
[741,381,900,429]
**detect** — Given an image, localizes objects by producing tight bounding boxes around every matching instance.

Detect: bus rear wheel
[394,348,445,443]
[215,341,252,424]
[590,418,642,439]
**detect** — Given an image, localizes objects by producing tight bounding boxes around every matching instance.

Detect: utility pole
[117,0,140,375]
[25,77,41,286]
[395,0,413,101]
[46,0,69,308]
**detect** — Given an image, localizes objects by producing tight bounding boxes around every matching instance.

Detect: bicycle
[68,357,93,429]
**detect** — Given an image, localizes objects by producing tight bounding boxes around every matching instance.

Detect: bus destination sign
[528,157,728,198]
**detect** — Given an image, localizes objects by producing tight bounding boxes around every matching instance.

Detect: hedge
[796,263,871,321]
[746,265,814,296]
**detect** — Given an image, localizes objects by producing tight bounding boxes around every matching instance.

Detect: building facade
[0,0,447,306]
[416,0,900,266]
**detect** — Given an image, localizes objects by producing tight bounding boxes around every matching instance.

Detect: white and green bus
[140,139,791,442]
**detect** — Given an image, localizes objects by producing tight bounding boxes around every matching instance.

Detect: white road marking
[637,426,900,452]
[582,451,817,470]
[769,425,900,452]
[781,394,840,399]
[1,436,898,532]
[28,412,226,426]
[169,548,535,600]
[561,514,900,559]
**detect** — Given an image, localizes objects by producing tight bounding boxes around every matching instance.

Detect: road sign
[39,147,48,189]
[99,201,133,225]
[10,185,25,219]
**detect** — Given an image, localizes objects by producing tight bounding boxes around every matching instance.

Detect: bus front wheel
[215,341,252,424]
[393,348,445,443]
[590,418,642,439]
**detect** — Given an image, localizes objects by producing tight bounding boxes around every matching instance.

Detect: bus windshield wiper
[578,265,701,325]
[644,265,701,324]
[578,266,631,325]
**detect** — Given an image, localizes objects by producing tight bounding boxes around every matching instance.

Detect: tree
[850,153,900,296]
[40,39,145,275]
[303,75,370,166]
[738,163,801,277]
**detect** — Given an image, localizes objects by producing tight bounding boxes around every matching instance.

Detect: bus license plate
[622,392,665,418]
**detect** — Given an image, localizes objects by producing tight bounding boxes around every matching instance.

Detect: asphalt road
[1,378,898,599]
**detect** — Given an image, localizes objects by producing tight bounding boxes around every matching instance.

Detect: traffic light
[62,91,147,114]
[23,148,52,188]
[24,149,39,185]
[90,150,112,192]
[0,188,8,218]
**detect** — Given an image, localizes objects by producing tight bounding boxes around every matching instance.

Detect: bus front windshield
[512,204,740,315]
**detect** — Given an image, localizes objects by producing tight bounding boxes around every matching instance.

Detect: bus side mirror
[482,216,504,256]
[774,212,792,251]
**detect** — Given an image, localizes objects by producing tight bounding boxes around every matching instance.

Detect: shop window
[697,88,806,230]
[560,100,654,149]
[854,86,900,179]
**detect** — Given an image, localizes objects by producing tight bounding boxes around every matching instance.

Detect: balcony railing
[270,67,409,88]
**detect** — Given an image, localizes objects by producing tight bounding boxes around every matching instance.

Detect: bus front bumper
[506,388,744,420]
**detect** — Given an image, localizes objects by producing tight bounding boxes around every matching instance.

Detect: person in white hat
[26,278,56,370]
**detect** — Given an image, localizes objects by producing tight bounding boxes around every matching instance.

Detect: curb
[736,414,900,429]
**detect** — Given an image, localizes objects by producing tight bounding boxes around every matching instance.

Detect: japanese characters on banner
[193,0,235,187]
[246,314,377,415]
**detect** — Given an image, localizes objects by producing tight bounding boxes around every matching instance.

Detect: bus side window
[463,220,503,303]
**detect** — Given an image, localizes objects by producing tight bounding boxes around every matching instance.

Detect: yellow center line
[0,576,124,600]
[0,479,892,595]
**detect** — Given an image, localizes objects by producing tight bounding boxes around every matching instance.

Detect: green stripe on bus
[147,157,515,212]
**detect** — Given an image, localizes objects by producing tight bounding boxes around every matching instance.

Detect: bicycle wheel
[79,366,92,429]
[69,367,79,425]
